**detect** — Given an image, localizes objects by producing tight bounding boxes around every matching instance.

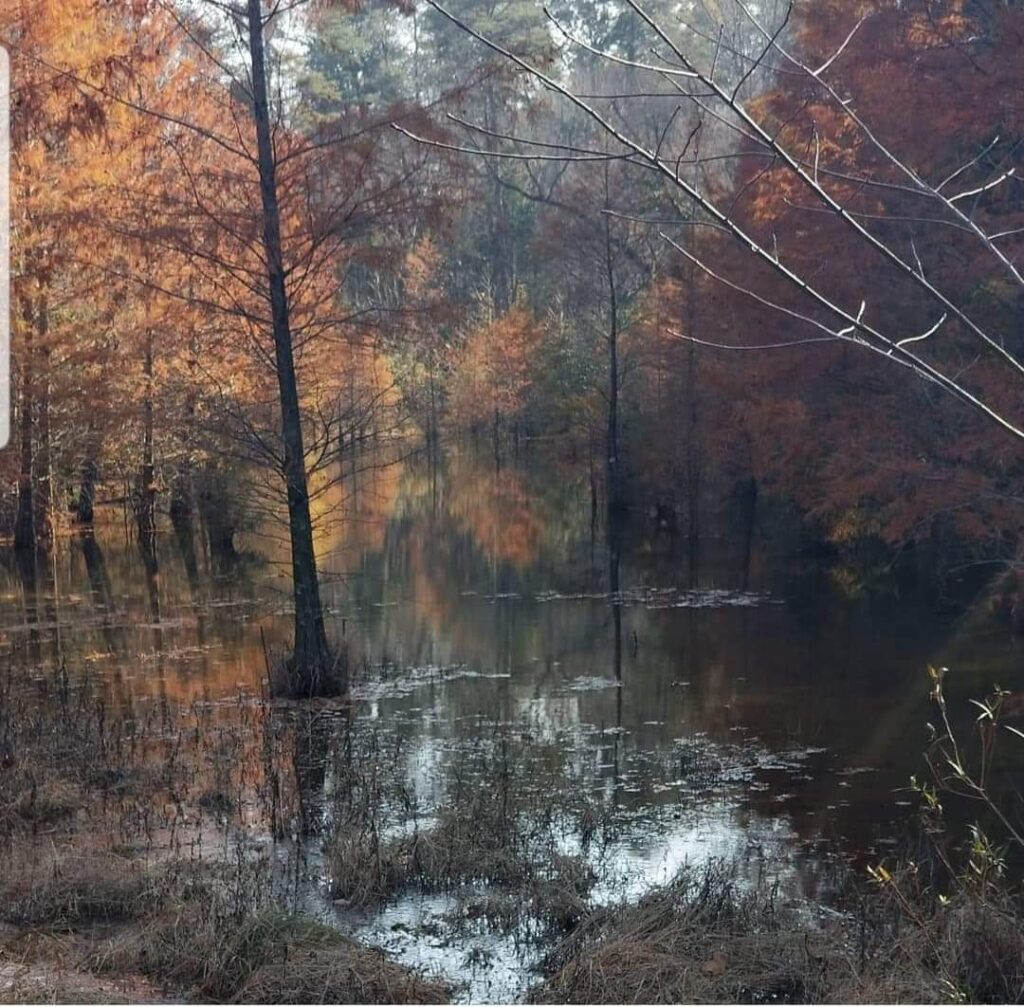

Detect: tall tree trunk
[169,471,192,532]
[169,306,199,534]
[684,147,704,589]
[492,407,501,471]
[197,472,238,572]
[35,300,52,546]
[136,324,157,541]
[739,476,758,591]
[246,0,335,693]
[427,367,437,452]
[685,254,701,588]
[14,298,35,553]
[604,211,624,516]
[485,88,514,314]
[76,434,99,525]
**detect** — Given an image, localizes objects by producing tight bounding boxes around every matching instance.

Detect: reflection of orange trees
[86,642,337,841]
[446,461,546,571]
[15,665,340,843]
[105,635,268,709]
[312,456,403,576]
[248,449,403,578]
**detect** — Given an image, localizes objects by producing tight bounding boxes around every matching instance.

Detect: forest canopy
[3,0,1024,676]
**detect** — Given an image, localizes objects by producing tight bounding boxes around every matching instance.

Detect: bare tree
[399,0,1024,447]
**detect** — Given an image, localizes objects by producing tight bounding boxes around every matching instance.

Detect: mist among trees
[1,5,1024,1001]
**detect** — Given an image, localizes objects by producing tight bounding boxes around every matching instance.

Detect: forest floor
[2,662,1022,1004]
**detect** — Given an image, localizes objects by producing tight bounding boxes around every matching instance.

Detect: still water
[2,447,1021,1000]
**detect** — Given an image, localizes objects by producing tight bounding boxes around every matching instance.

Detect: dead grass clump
[446,854,594,937]
[235,924,450,1004]
[328,830,419,906]
[937,889,1024,1003]
[531,864,834,1004]
[0,979,139,1004]
[532,859,1024,1004]
[266,644,349,699]
[89,882,449,1003]
[834,878,1024,1004]
[528,855,594,932]
[0,854,156,929]
[328,731,601,917]
[329,800,574,908]
[404,807,537,887]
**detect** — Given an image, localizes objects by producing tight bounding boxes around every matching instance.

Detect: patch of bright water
[2,450,1022,1001]
[278,668,869,1002]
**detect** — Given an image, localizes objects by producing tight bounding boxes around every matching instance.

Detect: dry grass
[531,864,829,1004]
[5,657,1023,1005]
[0,856,450,1004]
[316,730,602,993]
[0,978,144,1004]
[0,666,448,1005]
[92,903,448,1003]
[327,729,601,928]
[529,861,1024,1004]
[840,870,1024,1004]
[0,919,166,1004]
[0,853,159,930]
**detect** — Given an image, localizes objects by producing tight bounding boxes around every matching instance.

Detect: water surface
[2,448,1021,1000]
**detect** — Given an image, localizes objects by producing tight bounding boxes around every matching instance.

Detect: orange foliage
[448,307,542,431]
[702,0,1024,548]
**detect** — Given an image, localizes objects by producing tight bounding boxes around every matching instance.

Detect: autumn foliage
[2,0,1024,607]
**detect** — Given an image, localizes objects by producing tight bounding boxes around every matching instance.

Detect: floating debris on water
[352,663,512,700]
[563,675,623,692]
[533,586,779,608]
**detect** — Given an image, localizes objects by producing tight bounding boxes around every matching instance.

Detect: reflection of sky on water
[312,700,841,1003]
[301,661,869,1003]
[1,448,1022,1001]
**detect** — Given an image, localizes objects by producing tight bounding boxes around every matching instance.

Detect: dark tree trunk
[76,447,99,525]
[427,368,438,452]
[140,532,160,624]
[80,532,113,609]
[604,212,625,517]
[683,173,704,589]
[14,300,35,553]
[16,550,40,665]
[79,531,122,655]
[246,0,335,694]
[197,478,238,573]
[170,470,198,589]
[136,324,157,542]
[589,440,599,536]
[485,90,515,315]
[739,476,758,591]
[169,469,192,533]
[492,407,501,470]
[292,708,335,837]
[35,303,52,546]
[608,520,623,683]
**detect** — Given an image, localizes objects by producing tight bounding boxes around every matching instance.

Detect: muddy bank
[3,647,1022,1004]
[0,665,446,1004]
[0,856,447,1004]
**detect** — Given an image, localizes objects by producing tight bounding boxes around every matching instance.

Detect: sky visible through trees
[1,0,1023,670]
[3,4,1024,1003]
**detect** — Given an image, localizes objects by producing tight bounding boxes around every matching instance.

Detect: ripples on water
[1,449,1021,1000]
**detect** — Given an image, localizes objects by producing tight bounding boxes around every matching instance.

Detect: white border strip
[0,46,8,449]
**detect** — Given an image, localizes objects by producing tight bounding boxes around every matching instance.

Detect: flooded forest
[1,0,1024,1003]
